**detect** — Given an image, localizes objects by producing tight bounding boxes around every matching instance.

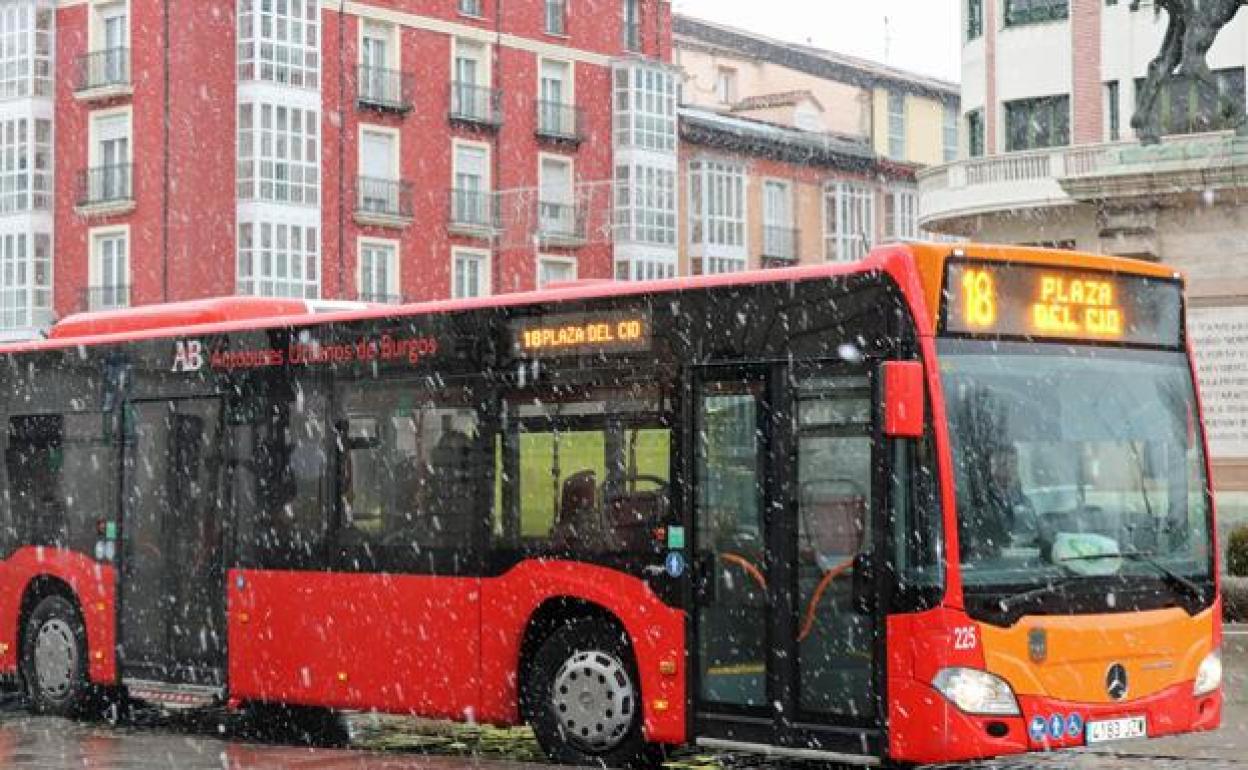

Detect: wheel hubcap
[34,619,77,700]
[551,649,635,753]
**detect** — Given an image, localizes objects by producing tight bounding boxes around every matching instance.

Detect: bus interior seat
[604,485,668,551]
[552,470,603,548]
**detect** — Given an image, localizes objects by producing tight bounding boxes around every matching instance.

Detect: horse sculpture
[1131,0,1248,143]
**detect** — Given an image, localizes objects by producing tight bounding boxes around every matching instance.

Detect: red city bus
[0,243,1220,766]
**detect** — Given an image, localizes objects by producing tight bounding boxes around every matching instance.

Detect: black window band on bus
[938,259,1185,350]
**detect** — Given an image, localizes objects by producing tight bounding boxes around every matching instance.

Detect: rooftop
[674,14,960,103]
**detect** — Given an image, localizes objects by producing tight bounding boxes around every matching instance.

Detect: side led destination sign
[944,261,1182,346]
[512,310,652,358]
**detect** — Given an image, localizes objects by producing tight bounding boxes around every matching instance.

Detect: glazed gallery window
[688,159,747,272]
[613,64,677,152]
[0,2,52,99]
[237,102,320,205]
[0,231,50,330]
[0,118,50,214]
[614,163,677,247]
[237,0,320,88]
[885,188,918,242]
[237,220,320,299]
[824,183,875,263]
[1004,95,1070,151]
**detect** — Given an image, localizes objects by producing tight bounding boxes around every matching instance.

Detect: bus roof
[11,243,1181,355]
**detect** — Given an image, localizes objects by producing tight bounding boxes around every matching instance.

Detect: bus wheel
[523,620,660,767]
[20,595,91,717]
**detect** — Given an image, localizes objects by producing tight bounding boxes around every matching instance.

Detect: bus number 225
[953,626,978,651]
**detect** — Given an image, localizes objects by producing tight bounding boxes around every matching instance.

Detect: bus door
[691,364,882,756]
[118,397,228,688]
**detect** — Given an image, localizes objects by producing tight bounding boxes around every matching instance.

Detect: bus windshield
[939,342,1214,619]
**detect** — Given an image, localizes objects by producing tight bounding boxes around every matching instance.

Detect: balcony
[74,48,131,101]
[449,82,502,129]
[536,101,584,144]
[537,201,587,247]
[82,284,130,312]
[761,225,799,265]
[448,188,500,237]
[358,65,414,114]
[75,164,134,216]
[355,177,413,228]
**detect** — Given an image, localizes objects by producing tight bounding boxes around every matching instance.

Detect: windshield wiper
[1055,551,1207,604]
[991,570,1084,614]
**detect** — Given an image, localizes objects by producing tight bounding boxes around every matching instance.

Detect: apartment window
[237,102,320,205]
[237,220,320,298]
[539,59,574,136]
[1133,67,1245,136]
[1005,95,1070,151]
[1003,0,1069,26]
[453,248,489,299]
[613,65,677,152]
[967,109,984,157]
[454,40,486,88]
[0,118,50,214]
[716,67,737,105]
[237,0,320,88]
[359,240,398,303]
[1106,81,1120,141]
[884,188,918,241]
[93,1,127,51]
[967,0,983,40]
[943,102,959,162]
[0,3,52,99]
[824,183,875,263]
[539,155,576,236]
[360,21,397,105]
[453,142,490,226]
[762,180,795,261]
[688,159,747,273]
[614,163,677,247]
[888,91,906,159]
[88,110,131,203]
[622,0,641,51]
[359,128,399,214]
[458,0,483,17]
[538,256,576,289]
[90,228,128,310]
[545,0,566,35]
[0,231,51,331]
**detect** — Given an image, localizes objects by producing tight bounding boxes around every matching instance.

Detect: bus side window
[889,434,944,608]
[334,380,481,572]
[234,381,331,570]
[7,415,68,549]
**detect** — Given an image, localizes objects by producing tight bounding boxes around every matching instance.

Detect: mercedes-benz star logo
[1106,663,1129,701]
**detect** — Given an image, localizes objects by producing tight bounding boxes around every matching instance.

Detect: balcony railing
[356,177,413,222]
[358,65,414,113]
[358,291,405,305]
[77,164,133,208]
[761,226,799,262]
[82,284,130,312]
[448,188,499,233]
[449,82,502,128]
[538,201,587,244]
[536,101,584,143]
[75,48,130,93]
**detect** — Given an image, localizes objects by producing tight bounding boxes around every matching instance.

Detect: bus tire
[20,594,92,718]
[522,619,662,768]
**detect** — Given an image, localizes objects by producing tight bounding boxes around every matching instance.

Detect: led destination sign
[945,261,1182,346]
[512,310,652,358]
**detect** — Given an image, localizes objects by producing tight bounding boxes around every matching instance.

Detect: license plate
[1086,716,1147,744]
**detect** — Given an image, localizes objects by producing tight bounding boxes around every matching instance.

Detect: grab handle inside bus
[882,360,925,439]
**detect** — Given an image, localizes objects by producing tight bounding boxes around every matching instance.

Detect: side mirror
[882,360,925,439]
[852,550,877,616]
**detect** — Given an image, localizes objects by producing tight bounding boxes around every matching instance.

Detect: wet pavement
[0,629,1244,769]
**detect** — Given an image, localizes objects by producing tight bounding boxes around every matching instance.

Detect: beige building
[674,16,960,168]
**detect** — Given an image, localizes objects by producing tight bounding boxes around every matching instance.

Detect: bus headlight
[932,668,1020,716]
[1194,650,1222,697]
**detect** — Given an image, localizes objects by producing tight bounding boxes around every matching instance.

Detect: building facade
[924,0,1248,513]
[0,0,676,339]
[673,16,959,274]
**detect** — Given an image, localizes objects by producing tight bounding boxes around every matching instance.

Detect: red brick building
[0,0,675,338]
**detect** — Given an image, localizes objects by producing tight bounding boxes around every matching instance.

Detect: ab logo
[172,340,204,372]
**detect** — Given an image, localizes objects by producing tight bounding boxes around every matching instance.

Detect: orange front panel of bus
[227,570,480,717]
[978,607,1215,704]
